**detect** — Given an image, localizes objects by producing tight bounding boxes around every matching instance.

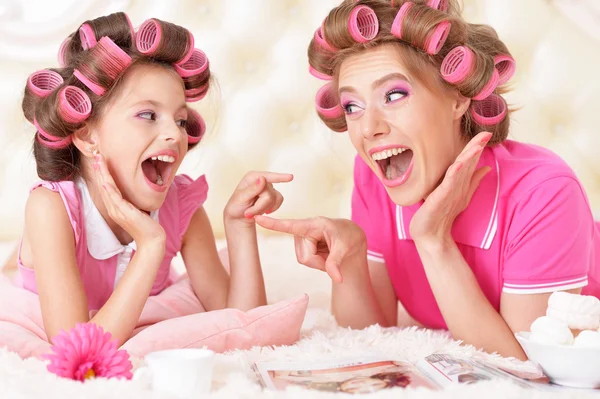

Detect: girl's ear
[72,126,97,158]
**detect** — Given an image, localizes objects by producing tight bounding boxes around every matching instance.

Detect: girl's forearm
[223,221,267,310]
[90,246,164,346]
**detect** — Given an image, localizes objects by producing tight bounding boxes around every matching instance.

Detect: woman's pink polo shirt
[352,140,599,330]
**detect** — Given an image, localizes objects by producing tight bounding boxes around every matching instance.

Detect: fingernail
[266,210,272,215]
[256,178,261,185]
[245,213,253,219]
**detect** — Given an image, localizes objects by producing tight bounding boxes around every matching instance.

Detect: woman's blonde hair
[308,0,514,145]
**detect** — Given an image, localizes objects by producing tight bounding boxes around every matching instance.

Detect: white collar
[76,179,159,260]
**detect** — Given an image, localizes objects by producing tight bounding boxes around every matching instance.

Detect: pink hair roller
[470,93,506,126]
[315,83,343,119]
[58,37,71,67]
[176,31,196,66]
[27,70,64,98]
[314,26,336,53]
[58,86,92,124]
[73,69,105,96]
[391,2,414,39]
[186,109,206,144]
[184,86,208,102]
[309,65,333,81]
[124,13,136,43]
[79,23,97,50]
[473,68,499,101]
[95,36,133,78]
[426,0,449,12]
[424,20,450,55]
[174,49,208,78]
[136,19,162,55]
[494,54,515,85]
[440,46,474,84]
[74,36,132,95]
[348,6,379,43]
[34,117,73,149]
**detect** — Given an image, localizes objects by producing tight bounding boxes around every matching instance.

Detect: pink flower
[43,323,133,381]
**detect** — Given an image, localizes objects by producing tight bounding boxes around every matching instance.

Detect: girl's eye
[386,89,408,103]
[177,119,187,128]
[343,103,362,114]
[138,111,156,121]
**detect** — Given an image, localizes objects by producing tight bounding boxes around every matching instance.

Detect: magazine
[252,354,570,394]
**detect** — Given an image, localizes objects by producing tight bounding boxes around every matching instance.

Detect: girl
[256,0,600,359]
[17,12,291,346]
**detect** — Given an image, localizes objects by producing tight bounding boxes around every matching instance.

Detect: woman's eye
[138,111,156,121]
[177,119,187,128]
[386,90,408,103]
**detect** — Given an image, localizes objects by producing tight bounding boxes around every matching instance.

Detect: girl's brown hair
[22,12,210,181]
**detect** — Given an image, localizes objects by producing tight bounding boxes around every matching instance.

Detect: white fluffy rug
[1,308,599,399]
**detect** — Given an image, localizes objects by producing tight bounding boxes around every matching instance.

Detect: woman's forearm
[332,248,391,329]
[415,237,527,360]
[223,221,267,310]
[90,246,164,346]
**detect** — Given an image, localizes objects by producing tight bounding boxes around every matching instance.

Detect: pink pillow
[121,294,309,357]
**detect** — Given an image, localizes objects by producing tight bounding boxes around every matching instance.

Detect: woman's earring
[91,147,98,157]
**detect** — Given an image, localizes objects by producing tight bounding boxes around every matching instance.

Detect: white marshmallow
[547,292,600,330]
[573,330,600,349]
[530,316,574,345]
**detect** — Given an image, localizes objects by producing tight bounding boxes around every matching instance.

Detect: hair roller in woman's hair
[314,26,336,52]
[27,70,64,98]
[57,37,71,67]
[426,0,449,12]
[470,93,506,126]
[309,66,333,81]
[315,83,343,119]
[472,68,499,101]
[391,2,414,39]
[58,86,92,124]
[186,109,206,144]
[423,20,450,55]
[79,23,97,50]
[174,48,208,78]
[494,54,515,85]
[348,6,379,43]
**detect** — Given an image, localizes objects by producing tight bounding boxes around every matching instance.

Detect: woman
[256,0,599,360]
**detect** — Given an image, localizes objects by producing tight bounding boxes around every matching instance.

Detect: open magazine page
[253,357,439,394]
[415,354,535,389]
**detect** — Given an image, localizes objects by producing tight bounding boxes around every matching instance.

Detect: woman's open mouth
[371,146,414,187]
[141,154,175,192]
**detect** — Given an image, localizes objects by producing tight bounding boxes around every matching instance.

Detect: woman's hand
[255,216,367,283]
[409,131,492,245]
[224,171,293,227]
[94,153,166,251]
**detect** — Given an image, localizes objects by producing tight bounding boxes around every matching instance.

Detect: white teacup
[145,348,215,397]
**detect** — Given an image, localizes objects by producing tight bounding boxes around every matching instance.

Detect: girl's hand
[94,153,166,251]
[254,215,367,283]
[409,131,492,245]
[224,171,293,227]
